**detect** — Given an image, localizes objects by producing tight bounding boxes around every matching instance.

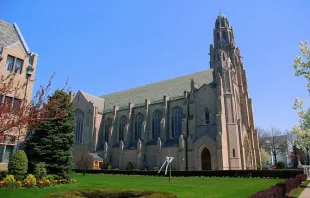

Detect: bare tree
[258,127,288,165]
[77,153,93,176]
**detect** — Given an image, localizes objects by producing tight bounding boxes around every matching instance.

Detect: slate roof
[80,91,105,112]
[101,69,213,110]
[0,20,31,54]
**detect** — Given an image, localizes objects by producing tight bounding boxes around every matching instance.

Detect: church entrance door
[201,148,211,170]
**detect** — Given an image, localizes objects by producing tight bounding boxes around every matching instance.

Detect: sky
[1,0,310,132]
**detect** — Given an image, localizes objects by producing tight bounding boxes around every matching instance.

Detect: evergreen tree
[25,90,75,179]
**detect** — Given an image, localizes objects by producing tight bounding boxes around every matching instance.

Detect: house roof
[89,153,103,160]
[0,20,31,54]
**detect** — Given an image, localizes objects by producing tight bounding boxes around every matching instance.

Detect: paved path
[298,180,310,198]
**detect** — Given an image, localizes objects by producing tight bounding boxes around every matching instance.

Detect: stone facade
[0,19,38,169]
[72,14,261,170]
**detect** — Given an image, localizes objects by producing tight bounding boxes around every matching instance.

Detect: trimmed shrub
[126,162,134,170]
[45,189,177,198]
[153,167,159,171]
[276,161,285,169]
[23,174,37,187]
[34,162,47,180]
[106,164,112,170]
[3,174,16,188]
[45,174,57,180]
[8,150,28,181]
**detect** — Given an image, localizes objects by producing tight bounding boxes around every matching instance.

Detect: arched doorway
[201,148,211,170]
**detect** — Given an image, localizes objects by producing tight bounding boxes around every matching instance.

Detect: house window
[15,58,23,74]
[104,118,112,143]
[119,116,126,142]
[75,111,84,144]
[6,55,23,74]
[152,110,162,139]
[0,146,4,162]
[0,95,3,104]
[6,55,14,72]
[205,109,210,125]
[171,107,182,138]
[4,146,14,163]
[13,98,21,111]
[135,113,143,141]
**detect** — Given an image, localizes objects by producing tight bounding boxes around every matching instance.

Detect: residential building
[72,14,261,170]
[0,19,38,170]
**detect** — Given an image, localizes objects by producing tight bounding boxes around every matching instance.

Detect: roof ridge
[80,90,105,100]
[100,69,212,98]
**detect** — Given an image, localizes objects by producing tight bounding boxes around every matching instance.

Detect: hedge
[249,174,307,197]
[45,189,177,198]
[73,169,303,179]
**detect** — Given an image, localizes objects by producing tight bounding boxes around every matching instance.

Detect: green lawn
[0,174,283,198]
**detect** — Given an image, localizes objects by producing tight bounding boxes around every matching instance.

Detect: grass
[287,180,310,198]
[0,174,283,198]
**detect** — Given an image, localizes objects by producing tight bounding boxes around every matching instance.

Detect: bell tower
[211,13,252,170]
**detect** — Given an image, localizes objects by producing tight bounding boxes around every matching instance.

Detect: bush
[276,161,285,169]
[106,164,112,170]
[153,167,159,171]
[45,189,177,198]
[8,150,28,181]
[45,174,57,180]
[23,174,37,188]
[0,171,8,181]
[126,162,134,170]
[34,162,47,180]
[3,175,16,188]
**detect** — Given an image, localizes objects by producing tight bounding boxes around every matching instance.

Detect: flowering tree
[292,41,310,164]
[0,72,69,137]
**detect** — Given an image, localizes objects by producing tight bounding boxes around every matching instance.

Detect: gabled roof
[79,91,105,112]
[0,20,32,54]
[100,69,214,110]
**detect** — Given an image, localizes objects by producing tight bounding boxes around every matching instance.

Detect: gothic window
[233,149,236,157]
[135,113,143,141]
[119,116,126,142]
[217,54,220,61]
[171,107,182,138]
[223,53,225,61]
[205,109,210,125]
[75,111,84,144]
[216,21,220,28]
[216,32,220,45]
[221,19,225,27]
[152,110,162,139]
[105,118,112,143]
[222,31,227,44]
[213,54,216,63]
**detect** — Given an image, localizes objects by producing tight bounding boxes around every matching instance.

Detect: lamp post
[16,64,34,151]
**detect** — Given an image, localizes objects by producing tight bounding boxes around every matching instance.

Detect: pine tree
[25,90,75,179]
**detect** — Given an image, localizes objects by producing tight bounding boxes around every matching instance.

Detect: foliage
[73,169,303,179]
[153,167,159,171]
[45,189,178,198]
[126,162,134,170]
[249,174,307,198]
[24,90,75,179]
[23,174,36,187]
[2,174,16,188]
[34,162,47,180]
[0,73,69,135]
[260,148,271,165]
[106,164,112,170]
[292,41,310,161]
[276,161,285,169]
[0,171,8,181]
[8,150,28,181]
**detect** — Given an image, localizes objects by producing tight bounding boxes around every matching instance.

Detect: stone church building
[72,14,261,171]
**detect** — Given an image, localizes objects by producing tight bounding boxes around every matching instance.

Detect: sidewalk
[298,180,310,198]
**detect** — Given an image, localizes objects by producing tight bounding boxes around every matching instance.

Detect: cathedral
[72,14,261,171]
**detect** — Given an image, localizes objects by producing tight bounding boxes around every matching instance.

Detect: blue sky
[1,0,309,132]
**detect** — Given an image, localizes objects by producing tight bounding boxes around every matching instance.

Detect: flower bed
[0,174,76,189]
[249,174,308,197]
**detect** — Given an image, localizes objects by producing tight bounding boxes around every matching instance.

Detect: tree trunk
[307,148,310,165]
[273,152,277,165]
[294,145,298,167]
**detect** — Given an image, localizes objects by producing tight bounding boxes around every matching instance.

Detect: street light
[16,63,34,151]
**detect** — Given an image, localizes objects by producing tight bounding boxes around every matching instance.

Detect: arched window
[216,32,220,45]
[221,19,225,27]
[75,111,84,144]
[171,107,182,138]
[135,113,143,141]
[223,53,225,61]
[222,31,227,44]
[119,116,126,142]
[205,109,210,125]
[233,149,236,157]
[105,118,112,143]
[152,110,162,139]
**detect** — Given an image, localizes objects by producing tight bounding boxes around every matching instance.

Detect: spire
[213,13,235,48]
